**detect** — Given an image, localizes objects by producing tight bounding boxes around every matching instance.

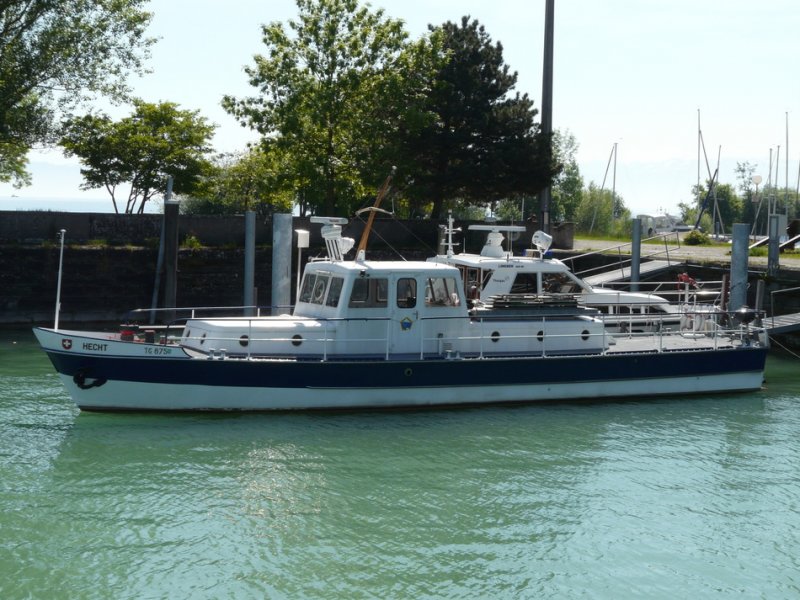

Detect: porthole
[404,368,413,377]
[581,330,590,341]
[239,335,249,347]
[490,331,501,343]
[537,330,544,342]
[291,334,303,347]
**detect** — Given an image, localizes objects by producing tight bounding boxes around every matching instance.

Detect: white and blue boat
[33,216,768,412]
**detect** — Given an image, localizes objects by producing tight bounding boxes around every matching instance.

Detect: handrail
[176,308,766,361]
[564,231,682,279]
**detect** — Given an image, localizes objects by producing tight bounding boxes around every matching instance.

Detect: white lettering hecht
[82,342,108,352]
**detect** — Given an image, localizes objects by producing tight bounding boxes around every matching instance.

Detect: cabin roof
[306,259,461,276]
[430,253,570,273]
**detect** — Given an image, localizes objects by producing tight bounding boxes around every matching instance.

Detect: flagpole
[54,229,66,331]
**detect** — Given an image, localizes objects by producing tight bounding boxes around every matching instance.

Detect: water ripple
[2,337,800,598]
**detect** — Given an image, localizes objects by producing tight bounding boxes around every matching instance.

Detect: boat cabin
[429,221,680,333]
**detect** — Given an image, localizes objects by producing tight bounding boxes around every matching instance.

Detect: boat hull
[34,328,767,412]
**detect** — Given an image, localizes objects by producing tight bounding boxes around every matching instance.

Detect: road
[570,236,800,271]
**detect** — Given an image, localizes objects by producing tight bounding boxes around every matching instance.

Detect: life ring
[312,280,326,302]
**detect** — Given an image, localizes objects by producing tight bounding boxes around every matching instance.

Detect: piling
[729,223,749,311]
[630,217,641,291]
[244,210,256,316]
[271,214,293,315]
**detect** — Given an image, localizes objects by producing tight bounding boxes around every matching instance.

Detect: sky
[2,0,799,217]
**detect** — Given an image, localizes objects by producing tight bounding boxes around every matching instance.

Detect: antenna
[310,217,352,261]
[442,211,461,258]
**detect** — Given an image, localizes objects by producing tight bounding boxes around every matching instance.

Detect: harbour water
[2,328,799,599]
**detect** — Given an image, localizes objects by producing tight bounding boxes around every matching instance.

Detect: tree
[402,17,558,219]
[575,183,630,236]
[223,0,440,216]
[61,100,216,214]
[0,0,154,186]
[735,161,759,230]
[183,146,295,218]
[550,130,583,222]
[691,181,743,235]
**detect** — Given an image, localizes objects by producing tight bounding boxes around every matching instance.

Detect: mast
[538,0,554,234]
[355,167,395,262]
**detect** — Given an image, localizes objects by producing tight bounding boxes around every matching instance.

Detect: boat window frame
[396,277,417,308]
[326,276,344,307]
[424,276,460,307]
[348,277,389,308]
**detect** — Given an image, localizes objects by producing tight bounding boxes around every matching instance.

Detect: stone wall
[0,210,574,250]
[0,210,578,325]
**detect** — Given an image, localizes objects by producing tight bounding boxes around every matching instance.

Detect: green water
[2,329,800,599]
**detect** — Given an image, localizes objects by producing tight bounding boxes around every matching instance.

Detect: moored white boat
[33,216,768,412]
[428,217,710,334]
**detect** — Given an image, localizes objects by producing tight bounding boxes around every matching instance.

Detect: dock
[583,260,674,286]
[765,312,800,335]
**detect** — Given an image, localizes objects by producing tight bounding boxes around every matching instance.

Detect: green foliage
[550,130,583,221]
[0,0,154,185]
[683,229,711,245]
[691,181,742,234]
[223,0,440,216]
[180,234,203,249]
[61,100,216,214]
[403,17,557,218]
[183,147,295,217]
[574,183,630,236]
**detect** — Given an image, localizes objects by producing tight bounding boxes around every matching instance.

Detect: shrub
[683,229,711,245]
[181,234,202,249]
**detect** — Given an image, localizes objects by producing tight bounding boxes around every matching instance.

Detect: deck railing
[171,309,765,362]
[563,231,682,281]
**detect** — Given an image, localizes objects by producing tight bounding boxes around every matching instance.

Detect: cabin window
[312,275,329,304]
[397,278,417,308]
[299,273,317,303]
[326,277,344,307]
[299,273,336,305]
[348,277,388,308]
[511,273,538,294]
[425,277,460,307]
[542,273,574,294]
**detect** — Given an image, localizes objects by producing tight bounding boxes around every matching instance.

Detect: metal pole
[271,214,293,315]
[538,0,554,234]
[729,223,749,312]
[162,176,179,323]
[612,142,618,218]
[630,218,641,292]
[54,229,66,331]
[244,210,256,316]
[768,214,780,276]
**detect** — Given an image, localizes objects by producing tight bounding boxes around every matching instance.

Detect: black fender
[73,369,107,390]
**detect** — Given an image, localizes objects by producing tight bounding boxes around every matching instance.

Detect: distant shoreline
[0,197,162,214]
